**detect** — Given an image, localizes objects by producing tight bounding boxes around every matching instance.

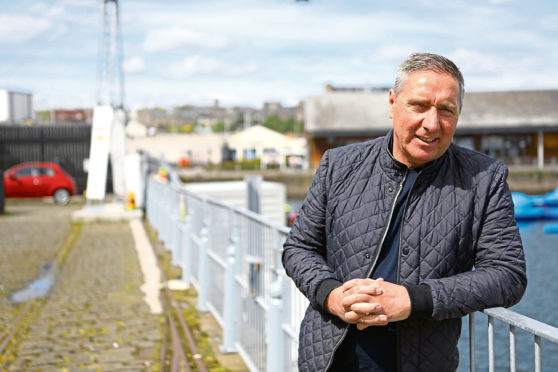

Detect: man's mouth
[416,135,437,143]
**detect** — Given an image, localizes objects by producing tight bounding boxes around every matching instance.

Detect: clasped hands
[325,278,411,330]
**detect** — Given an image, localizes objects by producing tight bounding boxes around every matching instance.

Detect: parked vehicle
[3,162,77,205]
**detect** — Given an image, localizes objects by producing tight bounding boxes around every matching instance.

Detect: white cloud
[449,49,540,76]
[142,27,229,53]
[123,56,146,73]
[29,3,66,19]
[61,0,98,8]
[364,45,419,66]
[490,0,515,4]
[165,56,259,79]
[0,15,51,43]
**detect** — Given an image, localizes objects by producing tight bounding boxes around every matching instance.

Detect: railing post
[469,312,475,372]
[221,215,239,353]
[161,186,169,245]
[196,200,210,312]
[181,195,193,284]
[171,192,185,268]
[488,316,494,372]
[535,335,541,372]
[510,325,516,372]
[171,213,180,266]
[266,279,284,372]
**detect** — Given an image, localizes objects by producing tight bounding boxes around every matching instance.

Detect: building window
[243,148,256,160]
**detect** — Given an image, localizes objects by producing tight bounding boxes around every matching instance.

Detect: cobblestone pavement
[0,200,76,335]
[0,200,162,371]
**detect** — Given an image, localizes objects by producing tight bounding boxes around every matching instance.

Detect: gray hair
[393,53,465,110]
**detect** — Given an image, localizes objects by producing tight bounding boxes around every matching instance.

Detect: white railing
[468,308,558,372]
[146,172,307,372]
[145,162,558,372]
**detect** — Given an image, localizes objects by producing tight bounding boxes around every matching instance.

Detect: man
[282,53,527,371]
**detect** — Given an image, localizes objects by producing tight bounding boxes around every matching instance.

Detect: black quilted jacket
[282,132,527,371]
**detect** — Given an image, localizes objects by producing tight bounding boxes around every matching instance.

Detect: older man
[282,53,527,371]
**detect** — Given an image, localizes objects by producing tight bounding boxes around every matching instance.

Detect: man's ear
[388,89,396,119]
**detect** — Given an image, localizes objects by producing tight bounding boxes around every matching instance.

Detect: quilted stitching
[282,132,526,372]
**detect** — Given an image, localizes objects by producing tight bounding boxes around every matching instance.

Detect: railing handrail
[483,307,558,344]
[159,171,291,235]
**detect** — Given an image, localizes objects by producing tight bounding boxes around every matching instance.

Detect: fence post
[266,279,284,372]
[171,213,180,266]
[221,214,239,352]
[181,195,192,284]
[196,200,210,312]
[163,187,172,247]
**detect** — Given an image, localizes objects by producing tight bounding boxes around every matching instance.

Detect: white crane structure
[86,0,127,204]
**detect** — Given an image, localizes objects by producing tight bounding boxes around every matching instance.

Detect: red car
[3,162,77,205]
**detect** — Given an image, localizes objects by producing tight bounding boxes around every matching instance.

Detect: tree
[263,115,303,134]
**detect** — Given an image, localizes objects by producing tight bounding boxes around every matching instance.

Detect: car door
[11,167,35,197]
[36,167,55,195]
[17,167,46,197]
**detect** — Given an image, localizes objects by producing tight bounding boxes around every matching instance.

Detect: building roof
[305,89,558,136]
[304,91,392,135]
[459,90,558,128]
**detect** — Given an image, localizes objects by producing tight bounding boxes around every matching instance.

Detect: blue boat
[543,223,558,234]
[512,188,558,221]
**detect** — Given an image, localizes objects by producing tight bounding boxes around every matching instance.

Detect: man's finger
[356,314,388,328]
[350,302,383,315]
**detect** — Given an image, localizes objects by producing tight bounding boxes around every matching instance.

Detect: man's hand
[347,279,411,329]
[325,278,412,330]
[325,279,387,327]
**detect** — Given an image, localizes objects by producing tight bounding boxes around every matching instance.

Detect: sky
[1,0,557,111]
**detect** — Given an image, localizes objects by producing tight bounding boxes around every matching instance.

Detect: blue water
[458,221,558,371]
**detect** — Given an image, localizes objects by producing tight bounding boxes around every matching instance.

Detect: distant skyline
[1,0,557,110]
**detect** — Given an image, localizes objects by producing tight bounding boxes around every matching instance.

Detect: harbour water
[458,221,558,371]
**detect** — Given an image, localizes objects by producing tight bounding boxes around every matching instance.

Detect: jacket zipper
[323,172,407,372]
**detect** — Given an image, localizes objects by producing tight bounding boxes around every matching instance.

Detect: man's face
[388,70,460,168]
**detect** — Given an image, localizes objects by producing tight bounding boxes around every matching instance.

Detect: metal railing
[468,308,558,372]
[145,164,558,372]
[146,170,306,372]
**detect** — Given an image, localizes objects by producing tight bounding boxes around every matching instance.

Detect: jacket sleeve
[282,150,340,310]
[422,162,527,320]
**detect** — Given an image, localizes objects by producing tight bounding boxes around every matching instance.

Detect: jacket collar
[379,129,449,180]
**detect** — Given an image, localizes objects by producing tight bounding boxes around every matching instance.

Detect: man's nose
[422,107,440,131]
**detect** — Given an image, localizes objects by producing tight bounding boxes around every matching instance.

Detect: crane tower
[97,0,125,108]
[85,0,127,204]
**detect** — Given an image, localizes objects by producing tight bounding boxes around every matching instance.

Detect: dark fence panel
[0,124,112,194]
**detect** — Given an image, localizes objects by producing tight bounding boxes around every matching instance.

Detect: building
[304,88,558,168]
[226,125,308,169]
[127,133,225,165]
[0,89,33,125]
[51,109,93,124]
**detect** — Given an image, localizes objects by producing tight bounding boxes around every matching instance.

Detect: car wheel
[53,188,70,205]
